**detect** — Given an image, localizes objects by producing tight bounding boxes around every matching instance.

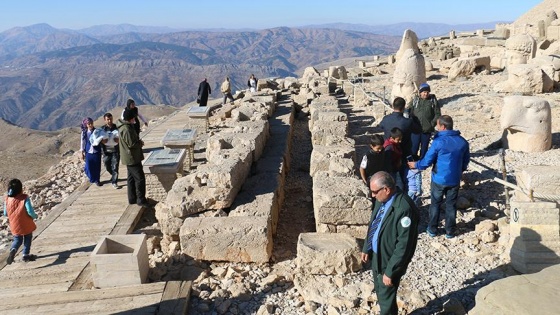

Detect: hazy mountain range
[0,21,498,130]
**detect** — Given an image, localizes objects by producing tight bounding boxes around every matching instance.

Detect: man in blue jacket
[407,115,469,239]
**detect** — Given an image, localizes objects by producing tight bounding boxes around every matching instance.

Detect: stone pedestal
[296,233,361,275]
[509,201,560,273]
[143,148,186,202]
[186,106,211,133]
[161,128,197,171]
[91,234,149,288]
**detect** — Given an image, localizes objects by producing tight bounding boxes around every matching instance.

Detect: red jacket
[384,138,403,170]
[5,194,36,235]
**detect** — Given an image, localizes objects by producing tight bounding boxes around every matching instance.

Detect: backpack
[412,95,438,111]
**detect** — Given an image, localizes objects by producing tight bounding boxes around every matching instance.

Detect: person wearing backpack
[408,83,441,159]
[4,178,39,264]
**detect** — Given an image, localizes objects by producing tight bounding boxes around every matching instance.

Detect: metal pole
[499,149,510,216]
[383,86,386,115]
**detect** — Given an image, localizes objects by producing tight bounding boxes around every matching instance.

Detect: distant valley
[0,21,497,131]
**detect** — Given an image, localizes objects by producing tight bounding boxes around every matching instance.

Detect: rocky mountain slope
[514,0,560,25]
[0,25,400,131]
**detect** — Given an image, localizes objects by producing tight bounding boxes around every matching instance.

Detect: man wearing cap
[408,83,441,159]
[117,108,149,208]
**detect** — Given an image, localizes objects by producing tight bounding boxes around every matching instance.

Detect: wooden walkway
[0,103,215,314]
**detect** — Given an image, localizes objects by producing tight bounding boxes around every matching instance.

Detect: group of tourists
[80,99,149,208]
[360,83,471,315]
[4,98,151,265]
[197,74,259,107]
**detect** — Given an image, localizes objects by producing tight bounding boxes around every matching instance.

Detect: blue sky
[0,0,543,32]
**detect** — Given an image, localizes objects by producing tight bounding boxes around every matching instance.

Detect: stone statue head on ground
[501,95,551,152]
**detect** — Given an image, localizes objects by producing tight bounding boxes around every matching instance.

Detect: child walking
[407,160,423,206]
[359,134,393,186]
[383,127,404,190]
[4,179,38,264]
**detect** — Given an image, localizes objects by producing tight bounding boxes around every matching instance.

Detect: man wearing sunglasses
[361,171,419,315]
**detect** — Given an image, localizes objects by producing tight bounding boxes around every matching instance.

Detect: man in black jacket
[379,97,421,191]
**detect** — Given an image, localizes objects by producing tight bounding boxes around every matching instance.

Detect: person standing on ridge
[247,74,257,93]
[121,99,148,135]
[80,117,104,186]
[221,76,235,105]
[197,78,212,106]
[117,109,149,208]
[101,112,120,189]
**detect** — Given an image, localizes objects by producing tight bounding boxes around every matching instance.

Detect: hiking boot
[7,249,16,265]
[22,254,37,262]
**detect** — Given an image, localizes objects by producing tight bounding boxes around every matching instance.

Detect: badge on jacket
[401,217,411,228]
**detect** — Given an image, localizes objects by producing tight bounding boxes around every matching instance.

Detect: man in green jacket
[361,171,419,315]
[117,109,149,207]
[408,83,441,159]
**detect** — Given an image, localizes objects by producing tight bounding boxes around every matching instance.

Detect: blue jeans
[11,233,33,256]
[428,181,459,235]
[103,151,120,184]
[411,132,431,159]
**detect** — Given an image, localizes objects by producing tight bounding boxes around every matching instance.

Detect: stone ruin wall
[154,89,293,263]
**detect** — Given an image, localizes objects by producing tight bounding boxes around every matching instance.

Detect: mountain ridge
[0,26,400,130]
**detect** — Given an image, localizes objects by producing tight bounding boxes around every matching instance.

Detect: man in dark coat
[379,97,421,191]
[116,109,149,208]
[361,171,419,315]
[408,83,441,159]
[197,78,212,106]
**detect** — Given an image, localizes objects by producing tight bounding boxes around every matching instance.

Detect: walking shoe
[95,182,103,187]
[445,233,455,239]
[112,183,120,189]
[7,249,16,265]
[22,254,37,262]
[426,228,437,238]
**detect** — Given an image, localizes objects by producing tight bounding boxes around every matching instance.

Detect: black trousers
[126,163,146,204]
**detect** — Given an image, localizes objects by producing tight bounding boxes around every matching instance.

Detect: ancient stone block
[514,166,560,201]
[180,216,272,263]
[494,64,548,95]
[448,56,491,80]
[310,144,356,177]
[470,265,560,315]
[207,125,268,164]
[154,203,184,238]
[313,173,371,225]
[311,120,349,146]
[508,201,560,273]
[165,149,252,215]
[230,173,282,235]
[91,234,149,288]
[145,173,177,203]
[296,233,362,275]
